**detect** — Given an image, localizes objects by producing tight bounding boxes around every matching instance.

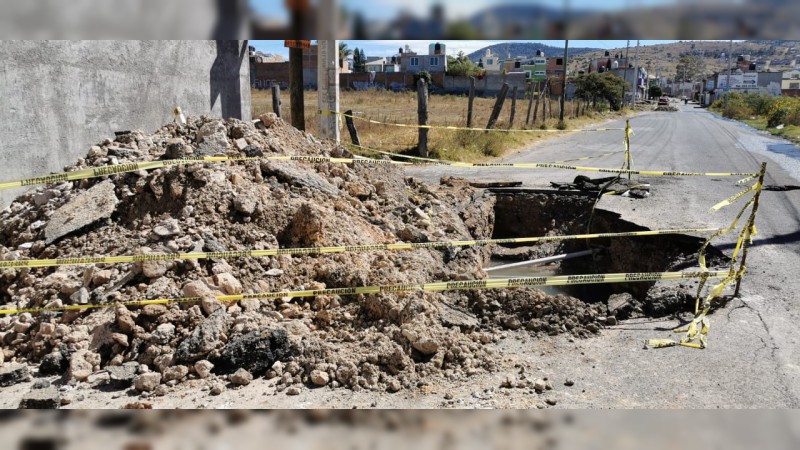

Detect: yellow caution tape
[0,270,729,316]
[0,155,410,191]
[709,182,761,211]
[0,228,718,270]
[322,109,626,133]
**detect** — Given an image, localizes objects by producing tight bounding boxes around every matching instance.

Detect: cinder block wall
[0,40,251,207]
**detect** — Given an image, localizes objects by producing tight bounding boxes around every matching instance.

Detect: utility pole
[631,40,640,108]
[559,39,568,125]
[286,0,308,131]
[724,39,733,109]
[623,40,630,107]
[317,40,340,142]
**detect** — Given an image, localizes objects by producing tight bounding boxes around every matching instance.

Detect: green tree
[446,51,479,77]
[649,84,663,99]
[352,47,366,73]
[574,72,628,111]
[339,41,352,69]
[675,54,703,82]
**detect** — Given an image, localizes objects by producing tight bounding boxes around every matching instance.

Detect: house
[477,48,503,73]
[401,42,448,73]
[609,66,648,101]
[588,51,628,73]
[522,54,547,82]
[782,69,800,96]
[365,57,401,73]
[546,56,566,80]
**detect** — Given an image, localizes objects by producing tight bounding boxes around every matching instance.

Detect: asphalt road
[409,101,800,408]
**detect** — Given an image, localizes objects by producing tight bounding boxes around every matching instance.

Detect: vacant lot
[252,88,632,161]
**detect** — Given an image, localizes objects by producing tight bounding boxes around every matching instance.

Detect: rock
[69,287,90,305]
[284,203,326,246]
[234,138,248,151]
[0,363,30,387]
[387,379,402,393]
[142,259,170,278]
[230,368,253,386]
[39,351,67,375]
[564,379,575,387]
[402,329,439,355]
[164,139,188,159]
[259,113,278,128]
[92,269,114,286]
[141,304,168,317]
[262,161,339,196]
[162,365,189,382]
[213,273,242,295]
[233,196,257,215]
[153,219,181,237]
[152,323,176,344]
[242,145,263,157]
[111,333,129,347]
[607,293,634,317]
[196,120,230,155]
[286,386,300,396]
[19,385,60,409]
[210,383,225,395]
[606,316,618,326]
[309,369,329,386]
[266,268,283,277]
[68,351,94,382]
[44,180,118,244]
[175,308,228,363]
[194,360,214,379]
[545,398,558,406]
[533,379,547,393]
[134,372,162,392]
[107,362,139,388]
[115,306,136,334]
[215,328,289,374]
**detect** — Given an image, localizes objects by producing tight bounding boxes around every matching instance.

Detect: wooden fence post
[525,83,535,127]
[344,109,360,146]
[486,83,510,130]
[508,86,518,129]
[271,85,282,118]
[417,79,429,157]
[467,76,476,128]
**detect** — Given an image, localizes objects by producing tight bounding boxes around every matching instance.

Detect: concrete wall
[444,73,527,97]
[0,40,251,207]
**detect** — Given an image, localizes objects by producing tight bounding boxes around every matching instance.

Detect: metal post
[317,39,340,142]
[733,162,767,297]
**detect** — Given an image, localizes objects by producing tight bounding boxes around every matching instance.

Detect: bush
[413,71,432,86]
[767,96,800,128]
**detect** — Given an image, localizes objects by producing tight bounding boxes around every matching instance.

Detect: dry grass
[252,88,632,162]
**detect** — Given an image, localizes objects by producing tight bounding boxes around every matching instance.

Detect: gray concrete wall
[0,40,251,207]
[443,73,527,97]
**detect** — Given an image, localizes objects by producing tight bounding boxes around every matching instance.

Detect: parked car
[658,96,670,106]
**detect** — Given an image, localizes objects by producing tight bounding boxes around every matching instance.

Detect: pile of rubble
[0,114,609,403]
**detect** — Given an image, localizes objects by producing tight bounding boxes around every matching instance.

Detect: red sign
[284,40,311,49]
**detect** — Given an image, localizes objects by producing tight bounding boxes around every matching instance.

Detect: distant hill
[466,42,600,62]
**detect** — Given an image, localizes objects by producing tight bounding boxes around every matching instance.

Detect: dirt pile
[0,114,608,398]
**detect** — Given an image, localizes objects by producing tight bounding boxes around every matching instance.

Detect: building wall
[0,40,251,207]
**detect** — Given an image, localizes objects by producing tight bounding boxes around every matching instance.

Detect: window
[534,58,546,65]
[534,70,546,76]
[410,57,419,66]
[487,59,493,65]
[525,70,532,79]
[556,58,563,65]
[430,57,439,66]
[791,82,800,89]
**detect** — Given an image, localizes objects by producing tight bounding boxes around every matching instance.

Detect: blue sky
[252,0,677,22]
[251,40,686,59]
